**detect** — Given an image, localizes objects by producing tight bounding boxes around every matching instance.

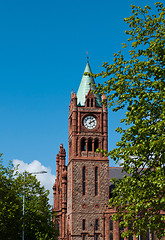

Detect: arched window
[109,216,113,239]
[94,139,99,152]
[95,167,99,196]
[91,98,93,107]
[110,233,113,240]
[76,138,78,155]
[88,139,92,151]
[82,166,86,195]
[87,99,89,107]
[81,139,86,151]
[109,184,115,198]
[110,217,113,231]
[82,219,86,230]
[95,219,99,230]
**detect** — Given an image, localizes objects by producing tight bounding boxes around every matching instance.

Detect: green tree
[0,154,22,240]
[92,2,165,239]
[0,154,56,240]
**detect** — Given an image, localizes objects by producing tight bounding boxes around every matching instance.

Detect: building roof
[77,62,102,107]
[109,167,129,198]
[109,167,129,182]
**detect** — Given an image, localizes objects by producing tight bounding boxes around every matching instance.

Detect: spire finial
[86,52,89,63]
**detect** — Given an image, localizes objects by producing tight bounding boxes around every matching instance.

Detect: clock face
[83,116,97,129]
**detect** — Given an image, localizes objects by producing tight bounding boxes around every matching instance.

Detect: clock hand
[90,120,95,124]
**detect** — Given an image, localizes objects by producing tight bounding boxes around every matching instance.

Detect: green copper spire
[77,62,102,107]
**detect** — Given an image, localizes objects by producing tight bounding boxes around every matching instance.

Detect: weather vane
[86,52,89,63]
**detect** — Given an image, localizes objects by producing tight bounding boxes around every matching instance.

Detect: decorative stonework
[82,203,87,209]
[95,204,99,209]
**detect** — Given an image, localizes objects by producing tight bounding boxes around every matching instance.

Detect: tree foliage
[0,155,22,240]
[0,153,56,240]
[92,2,165,239]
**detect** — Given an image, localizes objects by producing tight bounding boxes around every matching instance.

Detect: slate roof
[77,62,102,107]
[109,167,128,198]
[109,167,128,182]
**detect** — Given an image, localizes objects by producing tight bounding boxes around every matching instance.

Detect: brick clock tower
[67,61,109,240]
[53,61,109,240]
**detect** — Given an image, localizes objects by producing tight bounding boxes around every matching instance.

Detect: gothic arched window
[95,219,99,230]
[82,166,86,195]
[109,216,113,240]
[95,167,99,196]
[81,139,86,151]
[110,217,113,231]
[88,139,92,151]
[94,139,99,152]
[82,219,86,230]
[87,99,89,107]
[110,233,113,240]
[91,98,93,107]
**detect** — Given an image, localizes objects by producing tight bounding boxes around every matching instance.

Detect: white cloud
[13,159,55,207]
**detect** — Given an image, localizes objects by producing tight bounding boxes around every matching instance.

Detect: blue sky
[0,0,158,203]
